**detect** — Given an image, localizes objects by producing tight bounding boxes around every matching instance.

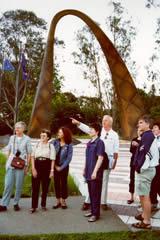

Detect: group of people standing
[0,122,73,213]
[72,115,160,227]
[0,114,159,228]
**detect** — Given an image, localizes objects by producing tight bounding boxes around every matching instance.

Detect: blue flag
[21,53,28,80]
[2,59,15,71]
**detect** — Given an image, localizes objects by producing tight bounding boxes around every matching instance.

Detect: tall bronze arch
[28,9,144,139]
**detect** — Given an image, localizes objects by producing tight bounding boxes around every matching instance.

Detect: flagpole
[14,42,22,124]
[0,51,5,105]
[0,71,2,103]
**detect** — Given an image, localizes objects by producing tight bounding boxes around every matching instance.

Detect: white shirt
[141,138,159,170]
[100,128,119,156]
[32,142,56,161]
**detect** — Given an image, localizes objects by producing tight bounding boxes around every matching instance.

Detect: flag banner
[2,59,15,71]
[21,53,28,80]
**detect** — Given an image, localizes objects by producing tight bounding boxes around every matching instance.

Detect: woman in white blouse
[30,129,56,213]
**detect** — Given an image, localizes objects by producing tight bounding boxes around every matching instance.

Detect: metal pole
[0,72,2,103]
[14,42,22,124]
[0,51,4,105]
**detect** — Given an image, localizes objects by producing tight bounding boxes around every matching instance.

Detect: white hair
[102,115,113,126]
[15,121,26,130]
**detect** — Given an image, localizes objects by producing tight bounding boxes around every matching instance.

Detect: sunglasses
[104,133,109,139]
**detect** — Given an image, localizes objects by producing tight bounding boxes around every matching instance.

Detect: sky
[0,0,160,96]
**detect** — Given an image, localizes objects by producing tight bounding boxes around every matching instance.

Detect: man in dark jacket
[132,115,159,230]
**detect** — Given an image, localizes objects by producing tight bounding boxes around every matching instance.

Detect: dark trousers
[54,166,69,199]
[129,166,135,194]
[32,159,51,208]
[150,165,160,204]
[87,179,102,218]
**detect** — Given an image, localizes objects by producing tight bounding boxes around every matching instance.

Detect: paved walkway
[70,139,160,229]
[0,197,129,235]
[0,138,160,235]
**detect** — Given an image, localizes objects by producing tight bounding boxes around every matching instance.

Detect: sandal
[61,204,67,209]
[135,214,144,221]
[52,203,61,209]
[132,221,152,229]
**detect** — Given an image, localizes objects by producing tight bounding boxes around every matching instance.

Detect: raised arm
[71,118,90,134]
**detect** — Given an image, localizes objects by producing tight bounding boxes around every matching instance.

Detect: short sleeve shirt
[32,142,56,160]
[6,134,32,168]
[85,138,105,181]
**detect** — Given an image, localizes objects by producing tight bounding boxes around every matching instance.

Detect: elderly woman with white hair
[0,121,32,212]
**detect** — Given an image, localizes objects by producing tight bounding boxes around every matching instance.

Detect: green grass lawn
[0,152,80,197]
[0,231,160,240]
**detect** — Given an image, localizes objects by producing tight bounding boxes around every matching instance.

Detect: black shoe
[81,202,90,211]
[14,204,20,211]
[0,205,7,212]
[101,204,108,210]
[127,199,134,204]
[52,203,61,209]
[61,204,67,209]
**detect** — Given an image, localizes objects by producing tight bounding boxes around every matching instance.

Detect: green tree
[78,96,107,124]
[145,18,160,95]
[106,1,137,79]
[72,25,112,113]
[105,0,137,129]
[145,0,160,8]
[51,92,81,134]
[138,88,160,120]
[0,10,64,133]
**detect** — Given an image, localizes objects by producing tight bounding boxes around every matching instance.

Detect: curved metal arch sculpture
[28,9,144,139]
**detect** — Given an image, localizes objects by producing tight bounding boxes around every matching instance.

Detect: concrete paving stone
[0,197,129,235]
[1,138,160,232]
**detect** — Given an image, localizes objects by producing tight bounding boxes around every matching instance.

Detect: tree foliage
[72,25,113,111]
[106,0,137,80]
[138,88,160,120]
[145,0,160,8]
[145,18,160,94]
[105,1,137,129]
[51,92,109,135]
[0,10,64,132]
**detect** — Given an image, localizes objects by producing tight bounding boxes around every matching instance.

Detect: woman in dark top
[51,127,73,209]
[83,123,105,222]
[127,129,142,204]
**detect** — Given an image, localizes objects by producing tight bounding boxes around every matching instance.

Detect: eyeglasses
[104,133,109,139]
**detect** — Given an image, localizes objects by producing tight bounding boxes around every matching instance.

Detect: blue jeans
[1,168,25,207]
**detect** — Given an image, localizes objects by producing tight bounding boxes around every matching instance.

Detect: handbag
[10,136,26,170]
[11,156,25,169]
